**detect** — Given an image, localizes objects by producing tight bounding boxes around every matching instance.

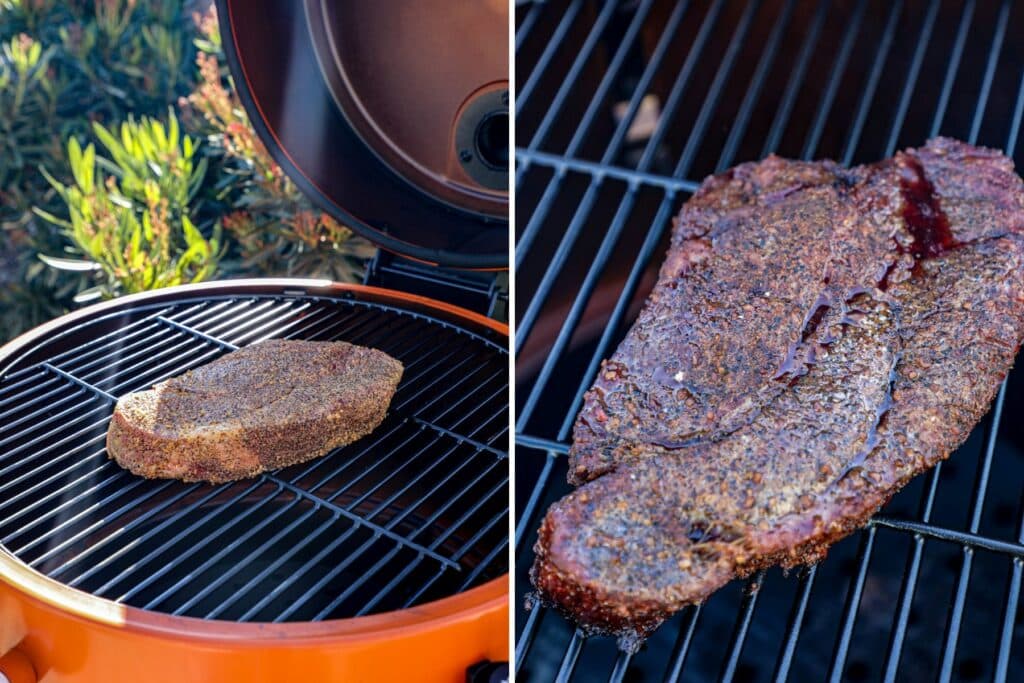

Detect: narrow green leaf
[38,254,101,272]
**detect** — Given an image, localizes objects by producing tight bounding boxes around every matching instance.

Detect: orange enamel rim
[0,279,508,644]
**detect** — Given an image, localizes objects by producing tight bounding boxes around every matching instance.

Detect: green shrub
[36,112,221,300]
[0,0,199,337]
[0,1,374,341]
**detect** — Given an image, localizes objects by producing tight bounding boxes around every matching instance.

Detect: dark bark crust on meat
[106,339,403,483]
[530,138,1024,651]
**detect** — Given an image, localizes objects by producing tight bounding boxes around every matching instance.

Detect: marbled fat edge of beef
[530,138,1024,650]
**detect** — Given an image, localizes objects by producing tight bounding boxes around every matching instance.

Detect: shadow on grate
[515,0,1024,681]
[0,293,508,623]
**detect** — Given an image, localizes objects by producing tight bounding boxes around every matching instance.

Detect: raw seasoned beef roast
[107,339,403,483]
[531,138,1024,649]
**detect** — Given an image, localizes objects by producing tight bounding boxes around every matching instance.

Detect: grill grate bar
[939,380,1008,680]
[90,479,268,595]
[96,303,328,397]
[235,519,363,621]
[263,474,459,568]
[62,481,242,588]
[60,301,234,377]
[202,513,338,620]
[827,526,877,683]
[996,559,1022,681]
[286,422,421,499]
[840,0,902,165]
[969,1,1012,145]
[399,566,447,610]
[715,0,795,171]
[443,504,506,559]
[1,304,180,382]
[356,555,427,616]
[171,503,324,616]
[515,0,584,114]
[0,369,50,402]
[607,653,632,683]
[671,0,760,181]
[520,0,618,157]
[282,535,433,622]
[201,301,314,346]
[560,0,657,161]
[772,566,818,683]
[514,0,542,50]
[392,345,492,413]
[516,433,569,454]
[555,630,585,683]
[101,345,223,395]
[50,482,203,580]
[872,516,1024,557]
[332,432,456,516]
[801,0,866,159]
[664,605,703,682]
[516,0,730,353]
[309,543,415,621]
[61,300,248,378]
[514,0,694,271]
[877,458,943,680]
[458,537,508,591]
[514,451,556,553]
[0,429,107,504]
[515,606,544,673]
[883,0,941,157]
[0,382,90,436]
[0,374,60,413]
[22,476,169,563]
[761,0,828,157]
[883,534,926,683]
[423,470,507,552]
[156,315,239,350]
[432,378,509,444]
[141,494,303,610]
[516,185,642,431]
[516,150,700,193]
[720,572,765,682]
[939,548,976,682]
[73,330,196,384]
[0,387,99,450]
[1,453,118,541]
[929,0,976,137]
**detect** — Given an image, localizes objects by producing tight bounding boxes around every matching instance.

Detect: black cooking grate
[0,287,508,622]
[515,1,1024,681]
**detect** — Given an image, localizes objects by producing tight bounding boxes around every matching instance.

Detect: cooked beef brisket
[531,138,1024,649]
[107,339,403,483]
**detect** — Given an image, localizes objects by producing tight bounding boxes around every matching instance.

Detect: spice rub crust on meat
[530,138,1024,650]
[107,339,403,483]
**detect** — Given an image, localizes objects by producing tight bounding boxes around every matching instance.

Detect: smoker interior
[0,287,508,623]
[515,1,1024,681]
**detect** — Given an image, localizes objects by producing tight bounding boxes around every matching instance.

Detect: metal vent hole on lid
[515,0,1024,681]
[0,291,508,622]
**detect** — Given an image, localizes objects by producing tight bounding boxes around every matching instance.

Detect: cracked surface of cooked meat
[106,339,403,483]
[530,138,1024,650]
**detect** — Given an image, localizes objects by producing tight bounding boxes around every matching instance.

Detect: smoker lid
[215,0,508,270]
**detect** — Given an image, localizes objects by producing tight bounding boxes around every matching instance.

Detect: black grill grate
[515,1,1024,681]
[0,290,508,622]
